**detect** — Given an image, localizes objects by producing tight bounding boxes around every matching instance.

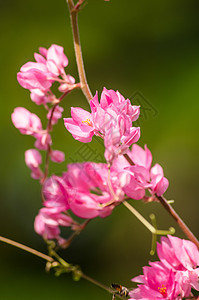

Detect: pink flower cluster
[34,144,168,243]
[12,44,77,180]
[115,144,169,199]
[17,44,76,104]
[129,235,199,300]
[34,162,125,243]
[13,44,170,245]
[64,88,140,162]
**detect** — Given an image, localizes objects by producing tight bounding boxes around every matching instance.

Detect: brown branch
[157,195,199,249]
[123,153,199,249]
[67,0,93,102]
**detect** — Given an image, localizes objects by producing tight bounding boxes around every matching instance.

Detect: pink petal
[50,150,65,163]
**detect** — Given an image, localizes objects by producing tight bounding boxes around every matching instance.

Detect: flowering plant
[1,1,199,299]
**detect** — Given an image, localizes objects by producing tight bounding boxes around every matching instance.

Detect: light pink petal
[90,92,99,113]
[47,44,68,72]
[46,60,59,76]
[131,144,152,170]
[50,150,65,163]
[64,118,94,142]
[121,127,140,147]
[17,71,52,90]
[71,107,92,125]
[25,149,42,169]
[11,107,42,135]
[34,53,46,64]
[69,193,100,219]
[20,62,48,73]
[39,47,48,57]
[150,163,164,179]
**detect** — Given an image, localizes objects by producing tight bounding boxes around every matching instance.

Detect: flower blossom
[64,88,140,162]
[11,107,51,151]
[11,107,42,135]
[34,161,125,242]
[113,144,169,199]
[17,44,76,106]
[129,236,199,300]
[65,162,124,219]
[25,149,43,180]
[34,207,74,244]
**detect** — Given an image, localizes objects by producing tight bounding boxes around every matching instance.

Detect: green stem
[0,235,124,299]
[123,201,175,236]
[0,236,53,262]
[67,0,93,102]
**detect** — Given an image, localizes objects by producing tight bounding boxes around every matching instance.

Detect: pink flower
[64,107,95,142]
[130,261,180,300]
[11,107,42,135]
[64,88,140,161]
[150,164,169,196]
[157,235,199,272]
[17,62,53,91]
[65,162,124,219]
[50,150,65,163]
[43,175,69,210]
[34,132,52,150]
[25,149,43,180]
[90,88,140,120]
[121,166,151,200]
[30,89,49,105]
[113,144,169,199]
[130,236,199,300]
[17,44,76,96]
[46,44,69,75]
[34,207,73,243]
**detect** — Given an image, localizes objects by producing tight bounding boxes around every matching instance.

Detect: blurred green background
[1,0,199,299]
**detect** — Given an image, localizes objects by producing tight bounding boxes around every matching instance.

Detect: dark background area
[0,0,199,299]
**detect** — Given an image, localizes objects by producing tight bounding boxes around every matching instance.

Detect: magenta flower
[43,175,69,210]
[64,88,140,161]
[90,88,140,122]
[157,235,199,271]
[65,162,124,219]
[129,261,180,300]
[34,207,73,244]
[114,144,169,199]
[130,236,199,299]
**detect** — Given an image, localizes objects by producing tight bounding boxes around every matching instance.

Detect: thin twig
[0,235,124,299]
[157,195,199,249]
[41,91,71,184]
[67,0,93,102]
[0,236,53,262]
[123,201,175,236]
